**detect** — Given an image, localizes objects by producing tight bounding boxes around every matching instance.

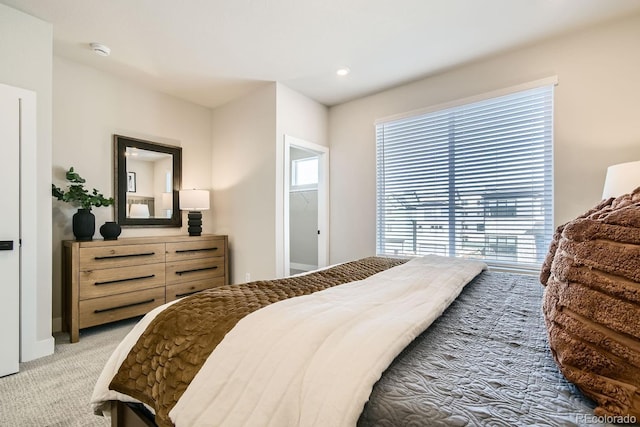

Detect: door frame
[0,83,39,371]
[0,83,44,363]
[279,135,329,277]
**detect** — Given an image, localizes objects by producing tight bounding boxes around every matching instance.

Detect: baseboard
[290,262,318,272]
[21,336,54,362]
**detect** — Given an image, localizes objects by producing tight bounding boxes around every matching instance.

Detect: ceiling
[3,0,640,108]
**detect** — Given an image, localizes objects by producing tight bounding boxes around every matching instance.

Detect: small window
[291,157,318,189]
[486,199,517,217]
[485,235,518,261]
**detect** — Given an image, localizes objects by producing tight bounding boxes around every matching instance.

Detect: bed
[91,255,603,427]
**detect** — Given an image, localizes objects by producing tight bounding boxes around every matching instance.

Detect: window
[376,84,554,270]
[291,157,318,189]
[486,198,517,217]
[485,235,518,261]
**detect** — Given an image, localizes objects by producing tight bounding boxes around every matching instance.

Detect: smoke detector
[90,42,111,57]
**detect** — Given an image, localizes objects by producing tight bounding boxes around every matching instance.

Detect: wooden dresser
[62,234,228,342]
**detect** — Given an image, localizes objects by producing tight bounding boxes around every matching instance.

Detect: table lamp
[179,189,210,236]
[602,160,640,199]
[129,203,150,218]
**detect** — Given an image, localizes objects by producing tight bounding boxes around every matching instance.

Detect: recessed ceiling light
[90,42,111,57]
[336,67,351,76]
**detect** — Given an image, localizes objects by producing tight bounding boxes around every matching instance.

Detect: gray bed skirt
[358,271,604,427]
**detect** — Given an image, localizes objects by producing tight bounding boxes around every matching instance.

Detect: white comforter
[93,255,486,426]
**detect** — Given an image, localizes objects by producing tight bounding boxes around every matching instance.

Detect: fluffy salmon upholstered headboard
[540,187,640,418]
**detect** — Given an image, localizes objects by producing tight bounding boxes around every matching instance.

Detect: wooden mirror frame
[114,134,182,227]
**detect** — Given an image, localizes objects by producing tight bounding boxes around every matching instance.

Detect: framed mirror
[114,134,182,227]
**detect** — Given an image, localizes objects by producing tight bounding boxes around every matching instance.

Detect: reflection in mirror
[125,147,172,218]
[114,135,182,227]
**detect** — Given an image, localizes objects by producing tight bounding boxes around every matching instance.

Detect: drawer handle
[94,274,156,286]
[175,266,218,275]
[94,252,156,260]
[175,247,218,254]
[175,289,200,298]
[94,298,155,314]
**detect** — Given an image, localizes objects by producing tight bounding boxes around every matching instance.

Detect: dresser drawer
[166,238,226,262]
[79,263,165,300]
[166,257,225,285]
[80,244,166,270]
[63,235,228,342]
[166,276,226,302]
[79,287,165,329]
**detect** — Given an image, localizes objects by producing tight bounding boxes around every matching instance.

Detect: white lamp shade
[602,160,640,199]
[179,189,210,211]
[129,203,150,218]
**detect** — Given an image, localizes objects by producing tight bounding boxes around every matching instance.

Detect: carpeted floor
[0,318,138,427]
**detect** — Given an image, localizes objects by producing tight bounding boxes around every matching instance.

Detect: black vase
[99,221,121,240]
[72,209,95,241]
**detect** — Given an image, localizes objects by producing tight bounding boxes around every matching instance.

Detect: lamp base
[187,211,202,236]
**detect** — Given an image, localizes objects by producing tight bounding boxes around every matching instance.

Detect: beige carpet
[0,318,138,426]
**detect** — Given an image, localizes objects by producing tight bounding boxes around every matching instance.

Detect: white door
[0,85,21,376]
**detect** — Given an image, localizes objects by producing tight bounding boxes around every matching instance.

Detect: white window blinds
[376,85,553,270]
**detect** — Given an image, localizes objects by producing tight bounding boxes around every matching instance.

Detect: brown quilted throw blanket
[109,256,407,427]
[541,187,640,419]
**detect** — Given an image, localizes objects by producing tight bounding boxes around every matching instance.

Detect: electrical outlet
[245,272,251,282]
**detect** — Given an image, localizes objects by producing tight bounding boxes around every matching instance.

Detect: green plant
[52,167,114,210]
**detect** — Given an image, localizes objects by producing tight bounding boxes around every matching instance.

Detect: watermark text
[575,413,637,424]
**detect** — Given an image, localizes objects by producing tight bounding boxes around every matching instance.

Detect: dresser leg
[70,327,79,343]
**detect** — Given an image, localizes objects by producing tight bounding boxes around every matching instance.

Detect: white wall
[210,84,277,283]
[0,4,54,360]
[152,157,173,218]
[328,12,640,264]
[52,56,213,329]
[126,158,154,197]
[276,83,329,147]
[211,83,328,283]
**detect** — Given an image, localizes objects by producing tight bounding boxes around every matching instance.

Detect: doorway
[283,136,329,277]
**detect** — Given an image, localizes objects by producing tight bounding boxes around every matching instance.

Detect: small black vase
[72,209,95,241]
[100,221,121,240]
